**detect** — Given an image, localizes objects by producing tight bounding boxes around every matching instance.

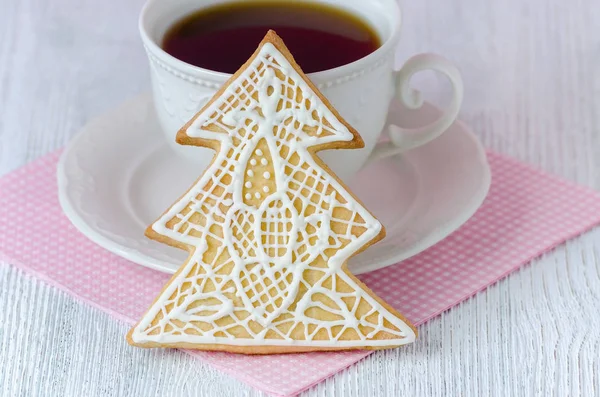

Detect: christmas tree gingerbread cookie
[127,31,417,354]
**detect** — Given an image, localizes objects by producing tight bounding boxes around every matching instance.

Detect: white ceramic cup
[139,0,463,183]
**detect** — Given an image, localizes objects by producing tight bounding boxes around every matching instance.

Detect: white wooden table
[1,0,599,395]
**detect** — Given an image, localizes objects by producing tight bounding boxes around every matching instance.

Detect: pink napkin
[1,150,600,396]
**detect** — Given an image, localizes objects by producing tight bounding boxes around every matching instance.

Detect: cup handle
[368,53,464,163]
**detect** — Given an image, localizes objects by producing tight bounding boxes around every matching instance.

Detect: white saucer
[57,94,490,275]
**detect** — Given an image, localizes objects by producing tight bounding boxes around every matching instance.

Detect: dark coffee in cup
[162,1,381,74]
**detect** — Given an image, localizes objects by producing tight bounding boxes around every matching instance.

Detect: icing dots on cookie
[241,138,276,207]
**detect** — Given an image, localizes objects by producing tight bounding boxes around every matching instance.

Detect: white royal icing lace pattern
[131,43,415,347]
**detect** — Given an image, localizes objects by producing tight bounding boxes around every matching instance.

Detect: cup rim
[139,0,401,82]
